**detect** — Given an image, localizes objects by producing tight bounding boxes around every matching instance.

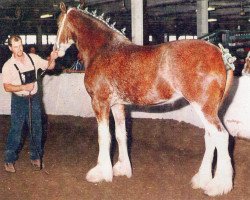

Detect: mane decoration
[76,5,127,38]
[218,43,236,71]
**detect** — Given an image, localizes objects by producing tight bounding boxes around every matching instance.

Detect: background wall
[1,73,249,139]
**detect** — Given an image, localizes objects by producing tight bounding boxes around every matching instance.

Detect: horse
[55,3,235,196]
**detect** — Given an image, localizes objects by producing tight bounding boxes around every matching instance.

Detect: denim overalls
[4,54,44,163]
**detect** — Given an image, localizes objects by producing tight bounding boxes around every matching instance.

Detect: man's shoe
[4,163,16,173]
[30,159,44,170]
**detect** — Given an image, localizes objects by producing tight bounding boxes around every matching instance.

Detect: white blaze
[56,8,75,57]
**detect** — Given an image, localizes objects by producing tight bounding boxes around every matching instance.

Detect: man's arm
[3,83,34,92]
[47,49,59,70]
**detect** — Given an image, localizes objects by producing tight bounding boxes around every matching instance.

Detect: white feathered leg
[111,104,132,178]
[86,120,113,182]
[191,103,233,196]
[191,132,214,189]
[204,128,233,196]
[86,97,113,183]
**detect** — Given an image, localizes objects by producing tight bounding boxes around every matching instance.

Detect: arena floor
[0,115,249,200]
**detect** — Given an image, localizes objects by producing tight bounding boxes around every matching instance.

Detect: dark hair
[8,35,22,46]
[29,45,36,53]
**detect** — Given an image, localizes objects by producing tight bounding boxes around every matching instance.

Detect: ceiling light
[40,14,53,19]
[240,2,245,16]
[207,7,215,11]
[240,9,245,16]
[208,18,217,22]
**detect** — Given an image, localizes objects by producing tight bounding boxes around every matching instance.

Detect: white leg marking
[204,131,233,196]
[191,132,214,189]
[191,103,233,196]
[86,120,113,182]
[111,105,132,178]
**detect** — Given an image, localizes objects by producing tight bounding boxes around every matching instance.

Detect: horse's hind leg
[111,104,132,178]
[191,103,233,196]
[191,131,214,189]
[86,98,113,183]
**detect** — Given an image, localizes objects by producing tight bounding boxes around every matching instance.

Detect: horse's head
[55,2,130,62]
[56,2,74,57]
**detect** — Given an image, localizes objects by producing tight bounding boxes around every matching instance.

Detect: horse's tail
[218,43,236,105]
[221,69,234,105]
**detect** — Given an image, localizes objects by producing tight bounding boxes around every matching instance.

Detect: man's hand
[47,49,59,70]
[50,49,59,61]
[21,83,34,92]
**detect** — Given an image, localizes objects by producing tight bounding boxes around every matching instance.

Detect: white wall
[1,73,249,139]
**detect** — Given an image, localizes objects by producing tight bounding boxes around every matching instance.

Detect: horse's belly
[111,91,183,106]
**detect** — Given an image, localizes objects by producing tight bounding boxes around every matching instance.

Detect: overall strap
[27,54,36,71]
[14,64,24,85]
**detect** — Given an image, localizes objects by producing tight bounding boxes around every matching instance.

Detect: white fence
[1,73,249,139]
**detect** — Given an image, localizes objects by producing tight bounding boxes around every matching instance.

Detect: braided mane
[77,6,127,38]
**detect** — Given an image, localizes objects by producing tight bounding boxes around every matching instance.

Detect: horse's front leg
[86,98,113,183]
[111,104,132,178]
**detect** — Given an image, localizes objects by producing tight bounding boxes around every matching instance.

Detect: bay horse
[55,3,235,196]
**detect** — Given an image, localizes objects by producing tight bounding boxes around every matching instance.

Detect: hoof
[204,177,233,196]
[86,164,113,183]
[191,172,211,190]
[113,161,132,178]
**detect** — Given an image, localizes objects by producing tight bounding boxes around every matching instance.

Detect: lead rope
[28,91,43,170]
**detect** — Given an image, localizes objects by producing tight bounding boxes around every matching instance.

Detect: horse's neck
[69,10,131,66]
[75,34,108,66]
[74,26,130,67]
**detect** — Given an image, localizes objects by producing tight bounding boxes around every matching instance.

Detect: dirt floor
[0,115,249,200]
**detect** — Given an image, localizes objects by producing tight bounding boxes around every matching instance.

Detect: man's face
[30,47,36,54]
[9,40,23,58]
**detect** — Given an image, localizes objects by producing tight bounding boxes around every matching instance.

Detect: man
[2,35,58,173]
[28,46,37,54]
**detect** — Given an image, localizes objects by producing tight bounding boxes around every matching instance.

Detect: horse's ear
[60,2,67,13]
